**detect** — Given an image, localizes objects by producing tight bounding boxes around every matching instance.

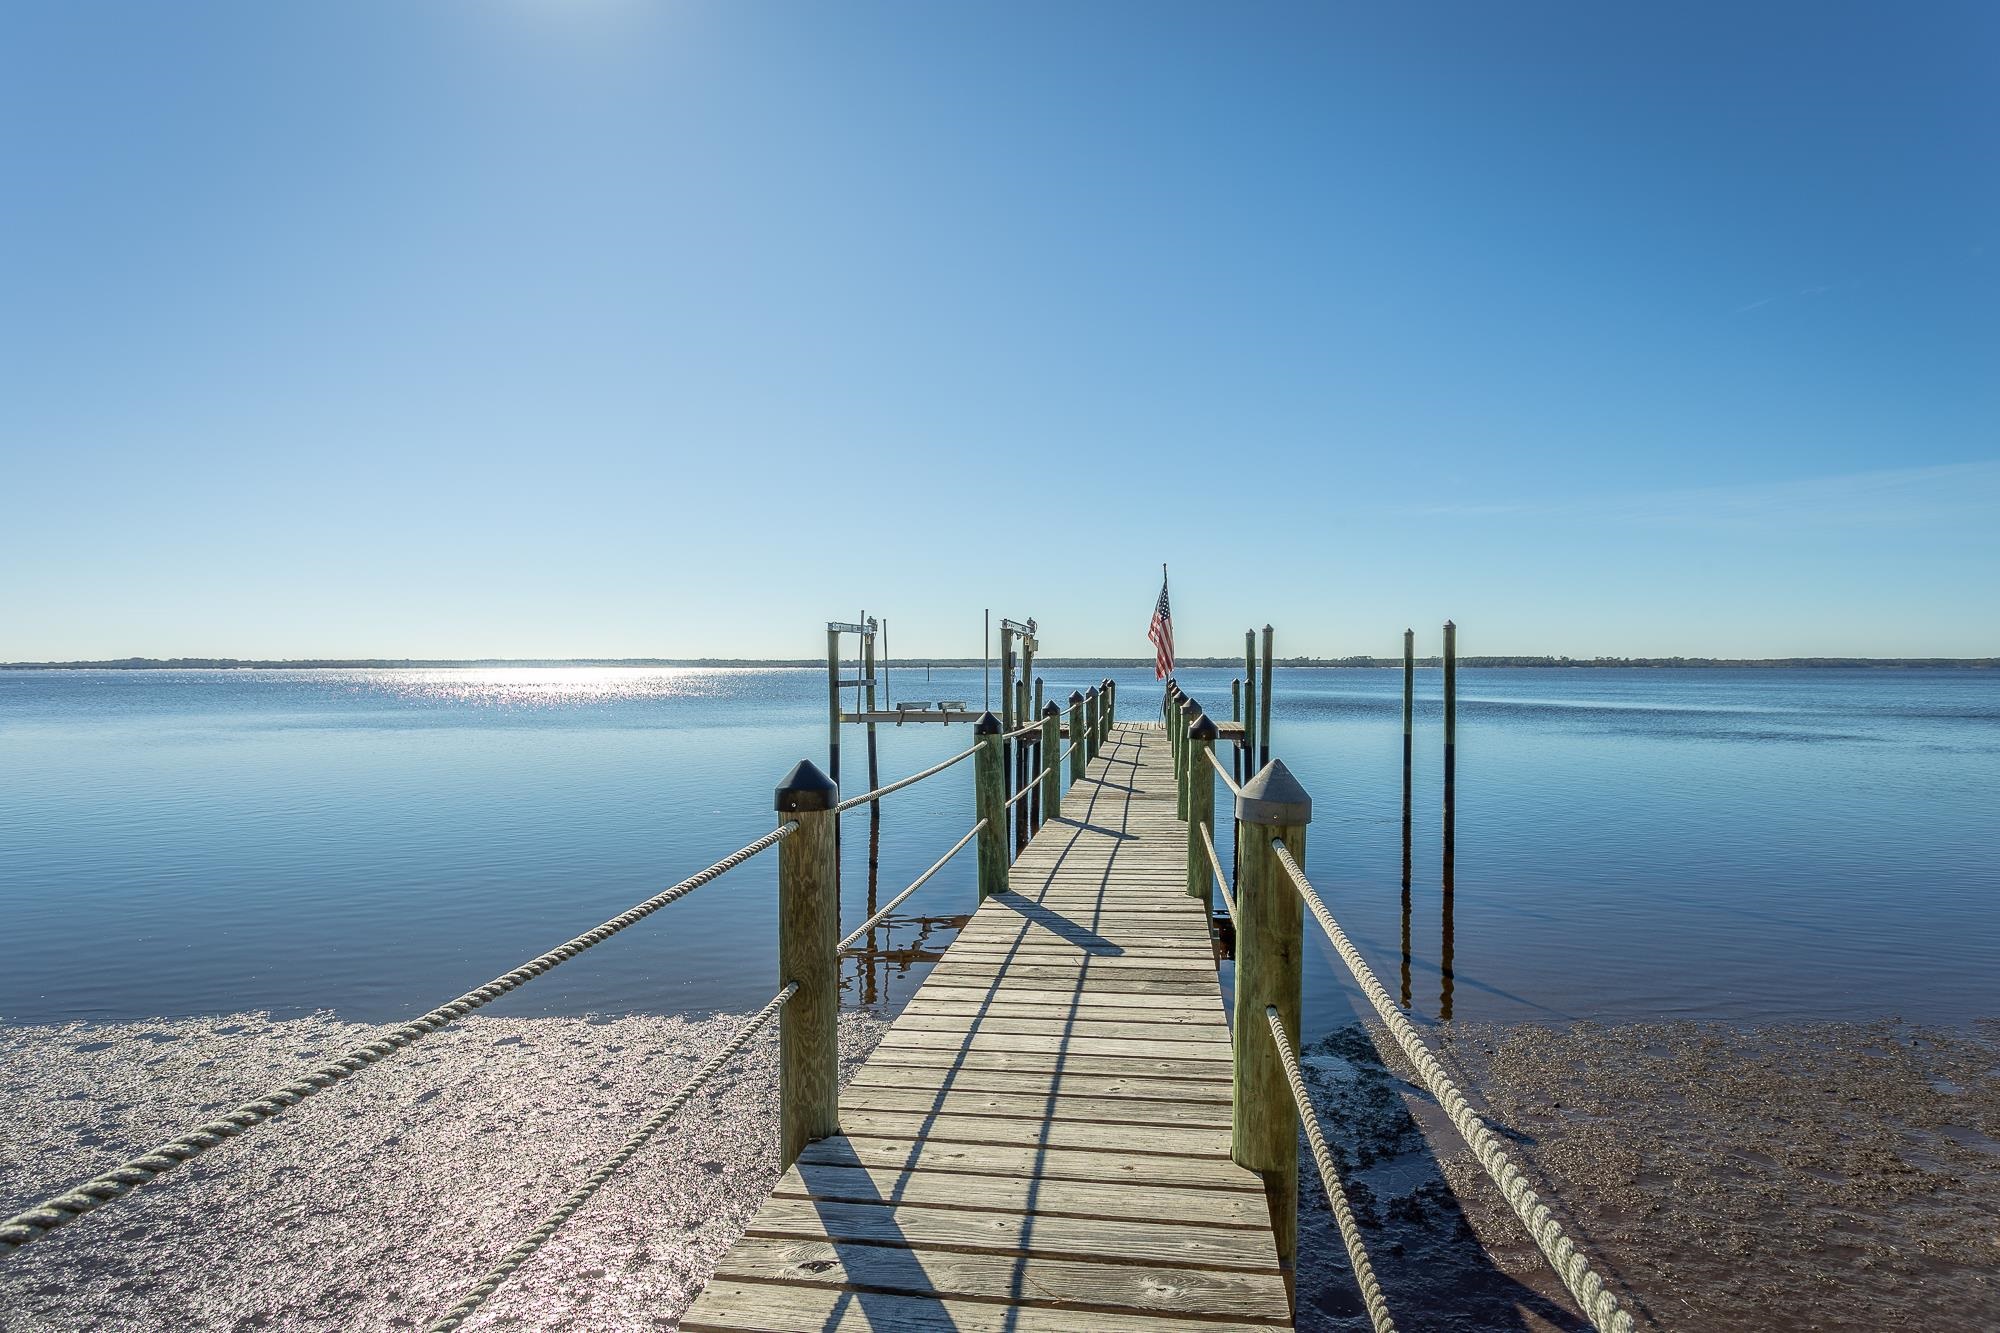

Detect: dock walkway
[684,721,1292,1330]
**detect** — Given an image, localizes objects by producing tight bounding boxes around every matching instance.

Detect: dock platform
[683,721,1292,1330]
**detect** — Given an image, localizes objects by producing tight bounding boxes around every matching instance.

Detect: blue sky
[2,2,1993,660]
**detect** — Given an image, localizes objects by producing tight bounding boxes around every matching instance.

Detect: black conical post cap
[775,759,838,812]
[1179,696,1200,716]
[1189,712,1218,741]
[974,711,1001,735]
[1085,684,1099,698]
[1237,758,1311,826]
[1068,689,1084,704]
[1043,700,1061,717]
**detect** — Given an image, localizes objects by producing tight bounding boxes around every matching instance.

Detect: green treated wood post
[973,712,1007,898]
[1067,690,1086,782]
[863,622,880,793]
[1233,759,1311,1300]
[1403,627,1415,892]
[1000,637,1016,826]
[1102,677,1116,734]
[1242,631,1257,773]
[1013,675,1030,854]
[1186,713,1217,911]
[1168,688,1184,816]
[1040,700,1062,822]
[1444,619,1457,890]
[1083,685,1099,762]
[775,759,839,1172]
[1032,676,1045,832]
[1259,624,1275,767]
[1231,676,1245,784]
[825,629,842,787]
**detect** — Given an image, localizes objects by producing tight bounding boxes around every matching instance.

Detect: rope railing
[425,982,798,1332]
[1199,822,1235,923]
[839,819,986,952]
[1204,744,1242,796]
[1265,1005,1398,1333]
[1270,840,1636,1333]
[832,743,979,813]
[0,823,798,1252]
[1004,718,1043,740]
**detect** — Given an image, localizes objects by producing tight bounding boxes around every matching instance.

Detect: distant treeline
[5,655,1994,671]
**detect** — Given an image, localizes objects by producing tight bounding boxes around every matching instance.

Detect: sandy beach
[7,1012,1997,1330]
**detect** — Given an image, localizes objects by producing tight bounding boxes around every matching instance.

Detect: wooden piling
[825,629,842,787]
[1168,688,1184,816]
[973,713,1007,899]
[1000,637,1015,823]
[1232,677,1244,784]
[1259,625,1275,767]
[1031,676,1045,832]
[1068,691,1087,782]
[1402,627,1414,892]
[1186,713,1218,912]
[1233,760,1310,1297]
[863,621,880,795]
[1040,700,1062,823]
[1014,675,1030,854]
[1083,685,1099,762]
[1103,677,1116,734]
[1242,631,1258,774]
[775,760,839,1172]
[1443,619,1456,888]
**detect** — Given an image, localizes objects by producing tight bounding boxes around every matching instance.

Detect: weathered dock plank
[683,723,1290,1329]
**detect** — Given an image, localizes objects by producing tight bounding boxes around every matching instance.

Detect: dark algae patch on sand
[1294,1018,2000,1331]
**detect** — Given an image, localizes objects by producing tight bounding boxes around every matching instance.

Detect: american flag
[1147,568,1174,680]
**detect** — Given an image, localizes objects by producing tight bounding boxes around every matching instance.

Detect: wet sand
[6,1015,1997,1330]
[1295,1018,2000,1331]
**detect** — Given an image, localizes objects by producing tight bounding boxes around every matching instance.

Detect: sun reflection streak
[365,667,736,709]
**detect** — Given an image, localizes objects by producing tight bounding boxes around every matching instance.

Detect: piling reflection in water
[844,812,969,1010]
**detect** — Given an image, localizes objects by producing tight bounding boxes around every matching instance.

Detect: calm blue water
[2,667,1995,1032]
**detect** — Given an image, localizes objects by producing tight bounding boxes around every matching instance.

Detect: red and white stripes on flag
[1147,571,1174,680]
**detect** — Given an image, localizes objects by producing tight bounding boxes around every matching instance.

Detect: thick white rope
[424,983,798,1332]
[838,819,986,952]
[1266,1006,1398,1333]
[1199,822,1236,924]
[1270,841,1635,1333]
[0,824,798,1252]
[833,744,979,813]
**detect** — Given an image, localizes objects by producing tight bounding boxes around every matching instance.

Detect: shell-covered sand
[0,1011,885,1330]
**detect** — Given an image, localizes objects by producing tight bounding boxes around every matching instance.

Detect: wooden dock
[683,721,1292,1331]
